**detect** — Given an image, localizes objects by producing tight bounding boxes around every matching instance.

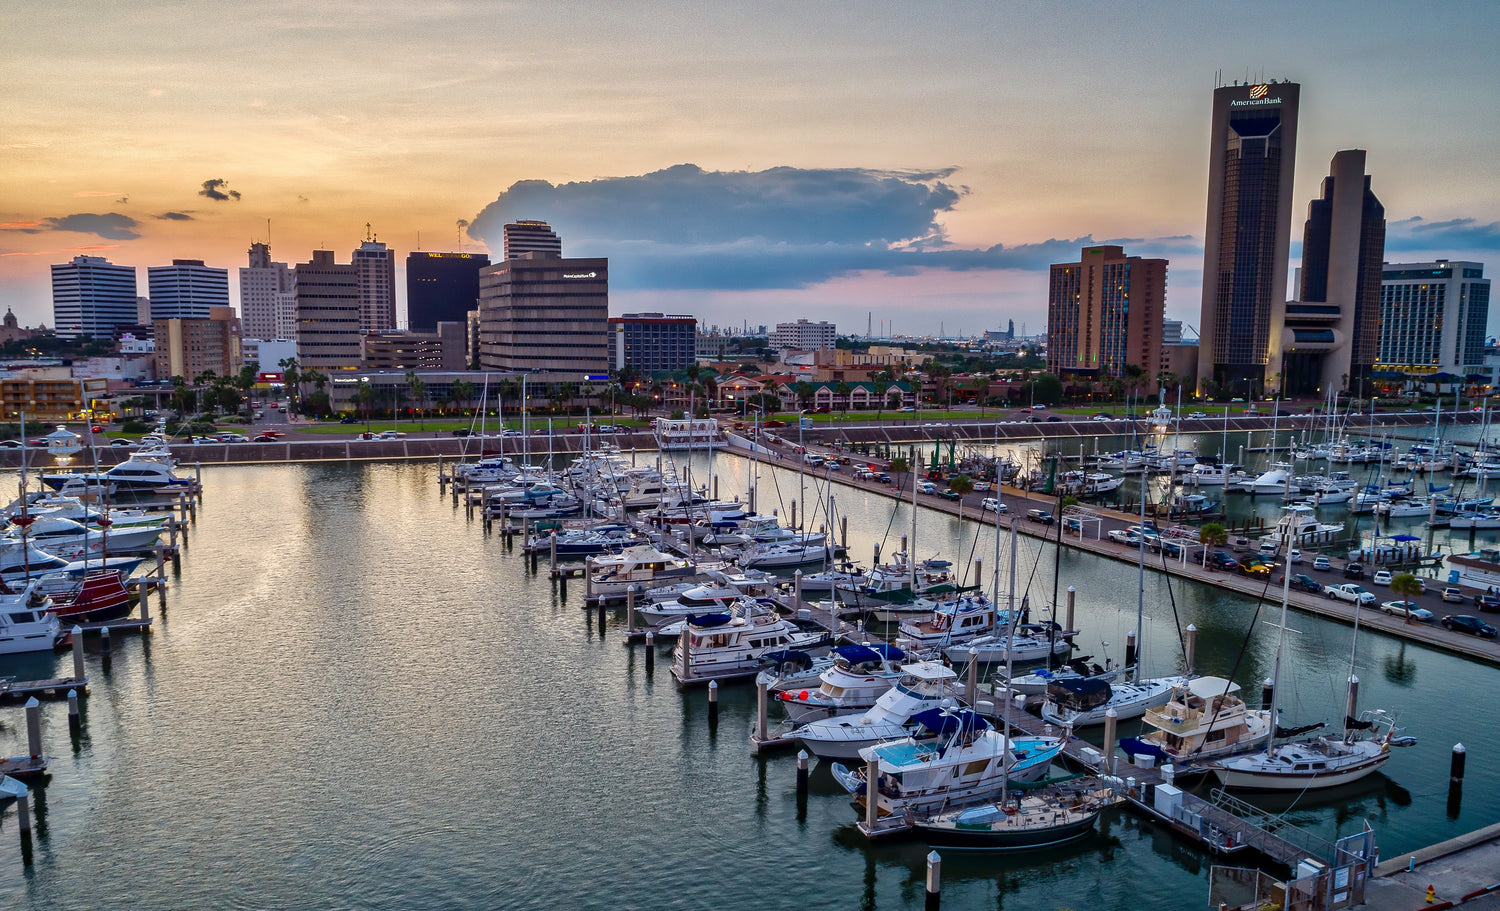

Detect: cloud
[116,195,129,204]
[154,211,194,221]
[297,194,310,204]
[198,178,242,202]
[72,190,122,198]
[0,221,43,234]
[41,213,140,240]
[470,163,1204,292]
[0,243,121,258]
[1385,216,1500,254]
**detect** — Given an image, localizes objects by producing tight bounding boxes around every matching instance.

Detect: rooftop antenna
[266,218,272,246]
[417,230,421,252]
[365,222,374,243]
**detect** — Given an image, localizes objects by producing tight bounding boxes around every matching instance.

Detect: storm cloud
[155,211,194,221]
[1386,216,1500,255]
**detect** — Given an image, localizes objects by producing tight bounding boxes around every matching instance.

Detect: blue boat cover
[1119,737,1170,762]
[760,650,812,670]
[689,612,732,628]
[833,644,906,665]
[911,708,990,737]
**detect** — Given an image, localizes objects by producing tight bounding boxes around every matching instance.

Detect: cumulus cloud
[199,178,241,202]
[154,211,194,221]
[469,163,1206,292]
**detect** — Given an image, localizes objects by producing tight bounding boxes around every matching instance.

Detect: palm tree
[1390,572,1424,625]
[835,381,852,419]
[353,380,375,431]
[1198,522,1228,568]
[277,357,300,413]
[948,473,974,524]
[450,379,474,416]
[795,381,814,411]
[404,370,423,427]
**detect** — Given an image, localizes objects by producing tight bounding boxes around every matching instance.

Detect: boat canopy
[687,612,732,628]
[1047,677,1113,710]
[833,644,905,666]
[911,708,990,738]
[1184,676,1241,700]
[899,661,959,682]
[759,650,813,671]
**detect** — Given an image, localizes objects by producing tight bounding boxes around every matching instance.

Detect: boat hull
[1212,753,1387,791]
[915,810,1101,849]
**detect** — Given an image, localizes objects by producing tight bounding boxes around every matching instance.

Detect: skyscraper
[51,255,138,340]
[1196,80,1301,397]
[1378,261,1489,379]
[147,259,230,321]
[239,243,297,340]
[478,257,609,377]
[503,221,562,260]
[406,251,490,331]
[1046,245,1168,391]
[352,239,396,332]
[1281,150,1385,395]
[294,251,362,369]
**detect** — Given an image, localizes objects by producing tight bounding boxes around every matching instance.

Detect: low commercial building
[609,313,696,373]
[0,368,111,421]
[361,323,468,371]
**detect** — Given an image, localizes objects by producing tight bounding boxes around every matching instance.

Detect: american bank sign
[1230,85,1282,107]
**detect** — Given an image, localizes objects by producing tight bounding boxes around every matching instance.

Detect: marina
[1,449,1498,909]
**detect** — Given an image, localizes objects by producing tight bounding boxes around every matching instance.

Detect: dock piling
[1450,743,1466,783]
[873,542,880,565]
[1184,624,1197,675]
[26,697,43,759]
[1261,677,1275,711]
[756,679,769,744]
[791,499,797,531]
[864,755,880,830]
[17,790,31,837]
[1345,674,1360,723]
[1066,586,1076,633]
[796,750,809,799]
[707,680,719,727]
[1102,707,1118,775]
[965,647,978,705]
[67,688,81,735]
[793,570,803,611]
[925,851,941,910]
[841,515,848,549]
[100,625,111,657]
[549,531,558,575]
[1125,630,1136,669]
[644,630,655,672]
[71,625,85,681]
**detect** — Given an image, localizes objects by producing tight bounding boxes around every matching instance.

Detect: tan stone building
[153,306,241,381]
[1047,245,1167,392]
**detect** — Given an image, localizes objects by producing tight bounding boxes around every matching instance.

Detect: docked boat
[41,455,191,493]
[653,417,723,451]
[777,643,908,723]
[738,539,832,569]
[944,623,1073,664]
[1235,468,1292,496]
[1443,547,1500,592]
[830,708,1065,817]
[912,777,1122,849]
[586,545,707,602]
[669,602,831,684]
[0,581,61,654]
[799,562,867,594]
[1038,674,1191,727]
[793,661,962,760]
[39,569,137,623]
[1258,504,1342,547]
[1447,513,1500,531]
[1120,676,1272,768]
[524,524,643,556]
[636,569,777,626]
[893,595,1002,651]
[837,554,964,615]
[1373,498,1432,519]
[5,515,164,557]
[994,655,1122,698]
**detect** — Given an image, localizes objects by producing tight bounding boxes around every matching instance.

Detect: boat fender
[798,691,809,701]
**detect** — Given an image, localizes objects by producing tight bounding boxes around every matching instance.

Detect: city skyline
[4,1,1499,339]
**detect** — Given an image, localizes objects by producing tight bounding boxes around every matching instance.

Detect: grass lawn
[290,416,650,435]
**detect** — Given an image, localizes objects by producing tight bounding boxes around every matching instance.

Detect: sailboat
[1210,509,1412,790]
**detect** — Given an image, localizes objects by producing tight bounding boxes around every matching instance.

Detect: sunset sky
[3,0,1498,339]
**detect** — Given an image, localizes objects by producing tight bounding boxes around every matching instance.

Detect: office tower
[609,313,698,372]
[239,243,298,341]
[406,251,490,331]
[1282,150,1386,395]
[147,259,230,320]
[503,220,562,260]
[477,257,609,376]
[1196,80,1301,396]
[770,319,837,351]
[50,255,138,340]
[1378,261,1489,377]
[1046,245,1168,391]
[352,239,396,332]
[155,306,241,380]
[294,251,362,369]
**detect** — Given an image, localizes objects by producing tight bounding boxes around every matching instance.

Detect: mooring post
[1261,677,1275,711]
[793,570,803,611]
[790,499,797,531]
[707,679,719,727]
[17,789,31,837]
[100,625,111,657]
[864,755,880,830]
[796,749,810,799]
[1066,585,1076,632]
[71,625,85,681]
[1184,624,1197,675]
[549,531,558,575]
[1102,707,1118,776]
[756,678,769,744]
[1125,630,1136,669]
[925,851,942,911]
[713,474,719,501]
[643,630,655,673]
[67,688,81,735]
[25,696,43,759]
[1451,743,1466,783]
[841,515,848,549]
[966,647,978,705]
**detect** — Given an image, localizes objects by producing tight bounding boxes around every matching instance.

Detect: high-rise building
[294,251,362,369]
[1196,80,1301,397]
[50,255,138,340]
[406,251,490,331]
[1377,261,1490,379]
[239,243,298,341]
[1046,245,1168,391]
[609,313,697,373]
[154,306,241,381]
[478,256,609,377]
[503,221,562,260]
[770,319,837,351]
[147,259,229,321]
[352,239,396,332]
[1281,150,1386,395]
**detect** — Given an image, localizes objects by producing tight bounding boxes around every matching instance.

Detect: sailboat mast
[999,493,1016,806]
[1263,531,1296,753]
[910,444,918,588]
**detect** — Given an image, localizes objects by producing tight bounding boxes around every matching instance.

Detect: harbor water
[0,456,1494,910]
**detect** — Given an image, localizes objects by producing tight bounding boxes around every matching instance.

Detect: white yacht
[835,553,959,612]
[636,570,776,625]
[793,662,962,760]
[893,595,1002,651]
[946,624,1074,664]
[778,643,908,723]
[1038,674,1191,727]
[1235,468,1292,496]
[0,581,61,655]
[738,539,831,569]
[652,418,723,451]
[42,455,191,493]
[1212,711,1401,790]
[1121,676,1272,768]
[670,602,829,684]
[586,545,708,602]
[6,515,164,558]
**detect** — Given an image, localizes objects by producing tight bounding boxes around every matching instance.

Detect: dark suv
[1477,593,1500,613]
[1209,551,1240,570]
[1343,562,1366,580]
[1289,574,1323,594]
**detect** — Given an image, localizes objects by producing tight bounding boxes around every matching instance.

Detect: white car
[1380,600,1434,622]
[917,482,936,494]
[971,481,992,492]
[1288,549,1302,564]
[980,498,1007,514]
[1371,570,1392,585]
[1187,412,1207,419]
[1108,529,1141,545]
[377,430,407,440]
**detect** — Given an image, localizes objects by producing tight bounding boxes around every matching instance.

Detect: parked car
[1478,593,1500,613]
[1287,549,1302,564]
[874,473,892,484]
[938,489,960,501]
[1372,570,1393,586]
[971,481,991,492]
[1026,509,1054,524]
[1237,557,1273,576]
[1209,551,1240,570]
[1441,615,1498,638]
[1325,583,1376,606]
[1312,556,1332,572]
[980,498,1007,514]
[340,415,358,424]
[252,433,278,442]
[110,439,137,448]
[1289,574,1323,594]
[1442,587,1466,604]
[0,440,20,449]
[1108,529,1141,545]
[452,428,471,437]
[917,481,936,495]
[1380,600,1434,622]
[1343,562,1366,580]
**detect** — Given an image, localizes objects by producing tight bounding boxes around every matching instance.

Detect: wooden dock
[0,676,88,699]
[0,756,49,779]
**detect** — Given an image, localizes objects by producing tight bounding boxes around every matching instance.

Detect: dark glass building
[1197,81,1300,397]
[406,251,490,331]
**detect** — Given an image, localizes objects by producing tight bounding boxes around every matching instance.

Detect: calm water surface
[0,456,1492,910]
